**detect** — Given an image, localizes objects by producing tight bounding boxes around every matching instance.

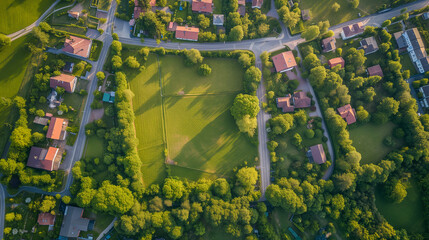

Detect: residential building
[419,85,429,108]
[341,22,364,40]
[237,5,246,16]
[308,144,326,164]
[175,26,200,41]
[301,9,310,21]
[272,51,297,72]
[63,62,74,73]
[103,92,115,103]
[276,92,311,112]
[192,0,213,13]
[167,22,178,31]
[422,12,429,20]
[213,14,224,26]
[367,64,384,77]
[321,37,336,53]
[359,36,379,55]
[68,11,80,20]
[50,74,77,93]
[62,36,92,59]
[328,57,345,69]
[46,117,68,140]
[150,0,156,7]
[337,104,357,125]
[38,213,56,226]
[238,0,245,5]
[60,206,90,238]
[394,28,429,73]
[27,147,61,171]
[252,0,263,8]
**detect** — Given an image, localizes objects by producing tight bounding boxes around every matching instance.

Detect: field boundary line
[137,142,164,151]
[163,91,241,97]
[170,164,218,175]
[157,55,168,154]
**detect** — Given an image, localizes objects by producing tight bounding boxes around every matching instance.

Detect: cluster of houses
[394,27,429,73]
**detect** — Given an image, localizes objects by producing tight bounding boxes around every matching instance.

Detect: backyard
[84,136,104,159]
[400,53,418,76]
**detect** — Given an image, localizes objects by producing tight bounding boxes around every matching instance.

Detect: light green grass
[0,0,55,34]
[375,179,425,233]
[400,53,418,76]
[349,122,397,165]
[97,0,112,11]
[84,136,104,159]
[213,0,223,14]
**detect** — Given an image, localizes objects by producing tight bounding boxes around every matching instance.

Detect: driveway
[114,18,131,39]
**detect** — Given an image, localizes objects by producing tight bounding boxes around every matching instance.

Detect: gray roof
[322,37,336,52]
[60,206,90,238]
[394,31,407,49]
[213,14,224,25]
[359,36,379,55]
[420,83,429,97]
[420,57,429,72]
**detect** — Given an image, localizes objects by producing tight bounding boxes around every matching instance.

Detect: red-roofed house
[192,0,213,13]
[167,22,178,31]
[276,95,294,112]
[328,57,345,69]
[276,92,311,112]
[308,144,326,164]
[46,117,68,140]
[150,0,156,7]
[27,147,61,171]
[62,36,92,58]
[50,74,77,93]
[337,104,356,125]
[38,213,56,226]
[272,51,297,72]
[175,26,200,41]
[367,64,384,78]
[252,0,263,8]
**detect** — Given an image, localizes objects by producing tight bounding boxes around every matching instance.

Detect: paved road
[0,184,5,240]
[96,217,117,240]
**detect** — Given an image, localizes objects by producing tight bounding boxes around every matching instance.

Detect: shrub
[304,129,315,139]
[198,64,212,76]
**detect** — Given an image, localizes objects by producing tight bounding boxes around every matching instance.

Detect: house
[301,9,310,21]
[38,213,56,226]
[272,51,297,72]
[133,6,143,19]
[367,64,384,77]
[337,104,357,125]
[192,0,213,13]
[213,14,224,26]
[50,74,77,93]
[33,116,49,126]
[417,56,429,73]
[103,92,115,103]
[60,206,90,238]
[27,146,61,171]
[419,85,429,108]
[276,92,311,112]
[237,5,246,16]
[68,11,80,20]
[422,12,429,20]
[167,22,178,31]
[63,62,74,73]
[46,117,68,140]
[308,144,326,164]
[62,36,92,58]
[150,0,156,7]
[328,57,345,69]
[394,28,429,73]
[238,0,245,5]
[321,37,336,53]
[175,26,200,41]
[358,36,379,55]
[252,0,263,8]
[341,22,364,40]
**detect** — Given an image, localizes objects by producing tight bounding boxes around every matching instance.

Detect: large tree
[231,94,260,119]
[0,34,11,47]
[301,25,320,41]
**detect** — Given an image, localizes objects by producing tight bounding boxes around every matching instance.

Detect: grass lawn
[289,21,305,35]
[97,0,112,11]
[0,0,55,34]
[84,136,104,159]
[375,179,425,233]
[386,22,403,33]
[349,122,398,165]
[213,0,223,14]
[400,53,418,76]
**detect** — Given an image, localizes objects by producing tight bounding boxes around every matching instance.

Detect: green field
[84,136,105,159]
[400,53,418,76]
[0,0,55,34]
[97,0,112,11]
[375,180,425,233]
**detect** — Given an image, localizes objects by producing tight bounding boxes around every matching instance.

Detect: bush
[198,64,212,76]
[383,136,395,147]
[304,129,315,139]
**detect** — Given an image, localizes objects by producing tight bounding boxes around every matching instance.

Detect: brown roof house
[192,0,213,13]
[272,51,297,72]
[60,206,91,238]
[27,147,61,171]
[308,144,326,164]
[62,36,92,58]
[47,117,68,140]
[358,36,379,55]
[341,22,364,40]
[367,64,383,77]
[301,9,311,21]
[337,104,357,125]
[237,5,246,16]
[50,74,77,93]
[68,11,80,20]
[167,22,178,31]
[328,57,345,69]
[252,0,263,8]
[321,37,336,53]
[276,92,311,112]
[175,26,200,41]
[38,213,56,226]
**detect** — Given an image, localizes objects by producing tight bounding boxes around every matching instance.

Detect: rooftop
[367,64,383,77]
[60,206,90,238]
[62,36,92,58]
[310,144,326,164]
[337,104,356,125]
[46,117,67,140]
[272,51,297,72]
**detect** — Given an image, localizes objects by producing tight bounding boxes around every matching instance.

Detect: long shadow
[7,0,26,9]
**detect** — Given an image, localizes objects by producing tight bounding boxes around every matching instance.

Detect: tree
[244,66,261,94]
[92,181,134,214]
[0,34,11,47]
[335,173,356,191]
[318,20,330,35]
[269,114,294,135]
[236,115,258,136]
[377,97,399,116]
[229,26,244,41]
[125,56,141,68]
[356,106,369,123]
[301,25,320,41]
[163,178,186,201]
[184,49,203,65]
[303,53,321,70]
[96,71,105,80]
[332,2,340,12]
[258,23,270,36]
[112,33,119,40]
[198,64,212,76]
[33,27,49,46]
[32,132,45,143]
[304,129,315,139]
[111,40,122,54]
[236,167,258,192]
[212,178,231,199]
[36,109,45,117]
[112,55,123,70]
[350,0,359,8]
[10,126,32,149]
[345,48,366,70]
[39,196,56,212]
[198,14,210,29]
[382,20,391,27]
[62,196,71,204]
[231,94,260,120]
[277,6,300,28]
[5,213,15,222]
[238,53,252,69]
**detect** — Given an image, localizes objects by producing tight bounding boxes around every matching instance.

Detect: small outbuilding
[367,64,383,77]
[213,14,224,26]
[328,57,345,69]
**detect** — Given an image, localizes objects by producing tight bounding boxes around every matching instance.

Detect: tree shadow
[7,0,26,10]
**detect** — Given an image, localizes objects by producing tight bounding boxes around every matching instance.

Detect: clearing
[84,136,105,159]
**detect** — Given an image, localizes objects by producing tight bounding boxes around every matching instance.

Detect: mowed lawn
[0,0,55,34]
[349,122,397,165]
[375,180,425,233]
[84,136,104,159]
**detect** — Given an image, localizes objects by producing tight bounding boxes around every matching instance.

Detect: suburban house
[167,22,178,31]
[321,37,336,53]
[328,57,345,69]
[67,11,80,20]
[358,36,379,55]
[50,74,77,93]
[133,0,143,20]
[63,62,74,73]
[60,206,91,238]
[47,117,68,140]
[103,92,115,103]
[419,85,429,108]
[175,26,200,41]
[238,0,245,5]
[367,64,384,77]
[27,146,61,171]
[192,0,213,13]
[38,213,56,227]
[394,28,429,73]
[341,22,364,40]
[337,104,357,125]
[301,9,310,21]
[422,12,429,20]
[272,51,297,72]
[213,14,225,26]
[276,92,311,112]
[150,0,156,7]
[62,36,92,59]
[252,0,263,8]
[307,144,326,164]
[237,5,246,16]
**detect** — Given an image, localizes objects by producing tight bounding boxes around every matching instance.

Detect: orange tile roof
[272,51,297,72]
[276,95,294,112]
[45,147,59,161]
[50,74,76,92]
[337,104,356,125]
[62,36,92,58]
[38,213,56,226]
[328,57,345,69]
[46,117,66,140]
[192,0,213,13]
[150,0,156,6]
[175,26,199,41]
